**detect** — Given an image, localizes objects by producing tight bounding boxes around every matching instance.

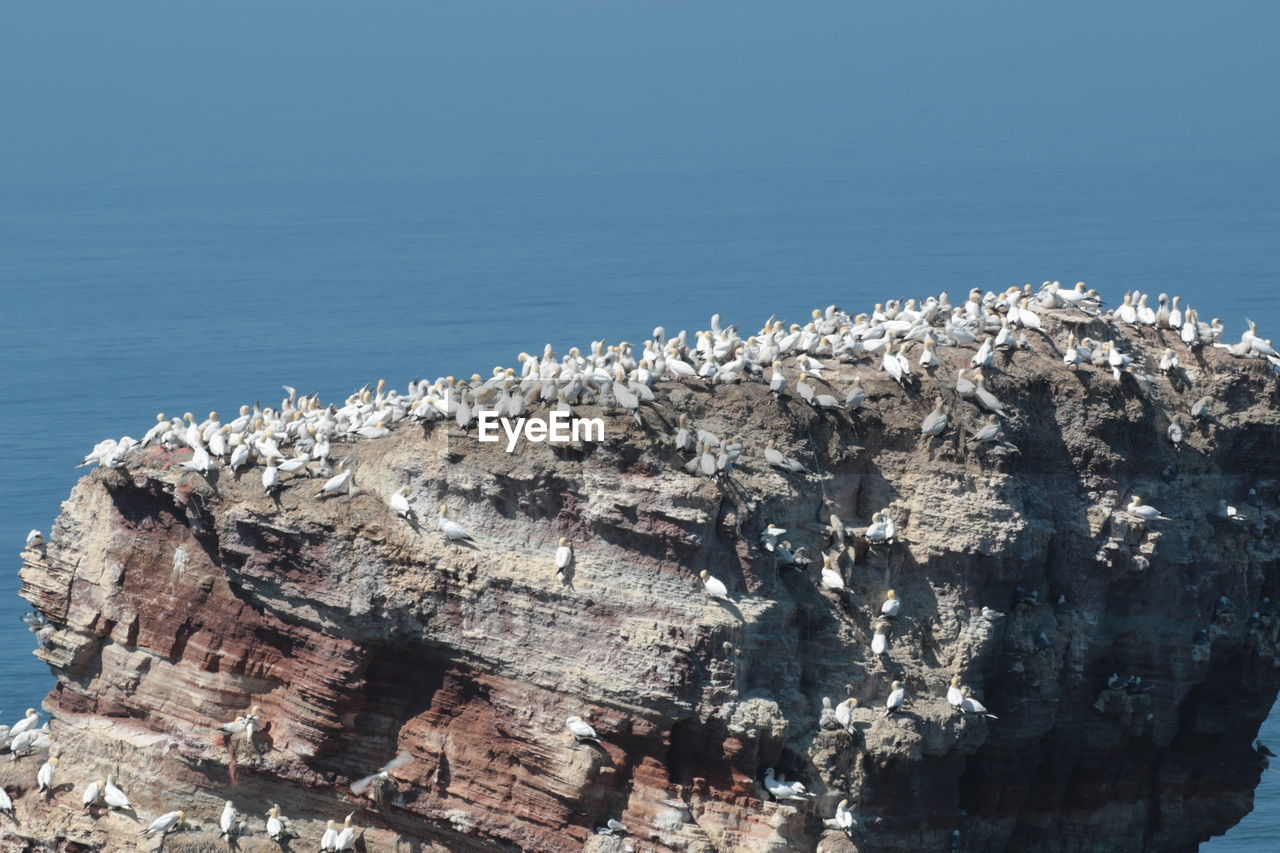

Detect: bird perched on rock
[82,779,102,810]
[10,709,39,738]
[960,687,998,719]
[437,505,476,545]
[871,620,891,655]
[315,458,353,498]
[700,570,730,601]
[37,756,56,795]
[947,675,964,708]
[390,486,415,521]
[554,537,574,577]
[834,798,857,834]
[834,697,858,729]
[24,530,44,551]
[266,806,285,841]
[764,439,808,474]
[920,398,948,437]
[969,414,1004,446]
[973,376,1006,417]
[763,767,813,801]
[1126,495,1171,522]
[334,814,357,851]
[820,554,845,591]
[103,774,130,811]
[219,715,247,737]
[759,522,786,552]
[884,681,906,716]
[596,819,629,836]
[219,800,237,838]
[1216,500,1246,522]
[865,512,895,544]
[845,377,865,409]
[141,809,185,838]
[881,589,901,617]
[565,716,600,743]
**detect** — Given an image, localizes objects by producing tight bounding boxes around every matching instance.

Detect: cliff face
[14,310,1280,852]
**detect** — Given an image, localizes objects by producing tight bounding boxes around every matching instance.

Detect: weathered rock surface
[12,310,1280,852]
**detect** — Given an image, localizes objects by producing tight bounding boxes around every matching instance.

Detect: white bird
[266,806,285,841]
[243,705,263,742]
[820,554,844,591]
[350,752,413,795]
[864,512,893,543]
[437,505,476,544]
[884,681,905,716]
[566,715,600,742]
[219,715,247,736]
[973,377,1006,416]
[82,779,102,810]
[845,377,865,409]
[961,687,998,719]
[970,414,1003,445]
[321,819,338,851]
[219,800,237,837]
[554,538,574,572]
[10,727,45,755]
[103,774,131,810]
[760,522,786,552]
[597,818,629,835]
[834,697,858,729]
[1217,500,1246,522]
[262,462,280,494]
[0,787,11,816]
[37,756,57,794]
[763,767,812,801]
[277,453,310,475]
[141,809,185,837]
[834,798,856,833]
[881,589,900,617]
[947,675,965,708]
[180,445,214,475]
[920,398,948,437]
[871,627,888,655]
[9,709,39,737]
[764,439,807,474]
[1126,495,1171,522]
[334,814,356,850]
[700,570,730,600]
[970,337,994,369]
[315,459,353,498]
[24,530,44,550]
[390,486,414,520]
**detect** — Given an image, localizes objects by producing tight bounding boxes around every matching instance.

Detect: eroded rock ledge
[13,308,1280,852]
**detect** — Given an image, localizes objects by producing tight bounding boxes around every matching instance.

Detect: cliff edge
[13,292,1280,852]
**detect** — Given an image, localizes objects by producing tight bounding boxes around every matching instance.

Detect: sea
[0,3,1276,847]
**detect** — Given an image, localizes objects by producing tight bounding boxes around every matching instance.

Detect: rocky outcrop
[13,308,1280,852]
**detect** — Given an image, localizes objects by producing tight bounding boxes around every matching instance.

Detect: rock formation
[12,303,1280,852]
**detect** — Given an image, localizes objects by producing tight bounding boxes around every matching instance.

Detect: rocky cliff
[12,300,1280,852]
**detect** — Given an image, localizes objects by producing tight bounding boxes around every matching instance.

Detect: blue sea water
[1,2,1278,847]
